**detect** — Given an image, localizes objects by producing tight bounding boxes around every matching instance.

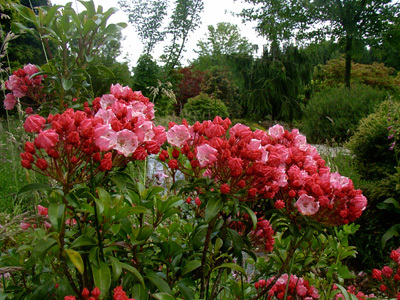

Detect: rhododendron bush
[1,1,392,299]
[2,77,371,299]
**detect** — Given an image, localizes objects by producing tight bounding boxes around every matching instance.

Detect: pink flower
[166,125,191,147]
[64,297,76,300]
[37,205,48,216]
[94,125,117,151]
[24,114,46,133]
[115,129,139,157]
[153,125,167,145]
[268,124,285,139]
[20,222,31,230]
[23,63,39,76]
[4,93,17,110]
[34,129,59,149]
[295,194,319,215]
[100,94,117,109]
[196,144,218,168]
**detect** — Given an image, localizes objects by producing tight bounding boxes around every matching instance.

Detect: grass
[0,116,47,214]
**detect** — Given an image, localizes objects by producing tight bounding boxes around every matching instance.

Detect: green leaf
[152,293,175,300]
[48,203,65,233]
[92,262,111,297]
[137,225,154,241]
[109,256,123,280]
[205,196,223,222]
[120,263,145,286]
[192,225,208,250]
[70,235,97,248]
[96,65,115,78]
[214,263,247,276]
[82,19,97,35]
[61,77,73,91]
[182,260,201,275]
[31,238,57,261]
[228,228,243,256]
[14,5,37,23]
[89,247,100,269]
[382,224,400,249]
[65,249,84,274]
[145,269,172,294]
[177,280,195,300]
[17,183,55,198]
[334,284,358,300]
[10,22,36,36]
[170,179,189,191]
[132,284,147,300]
[239,205,257,230]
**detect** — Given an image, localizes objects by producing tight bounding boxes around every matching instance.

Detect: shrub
[314,57,400,92]
[182,93,229,122]
[301,84,389,143]
[347,99,398,181]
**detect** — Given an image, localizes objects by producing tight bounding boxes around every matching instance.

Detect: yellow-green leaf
[65,249,84,274]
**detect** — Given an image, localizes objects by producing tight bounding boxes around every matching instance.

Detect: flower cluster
[4,64,44,110]
[230,214,275,252]
[254,273,319,299]
[19,205,51,230]
[64,287,100,300]
[91,84,166,159]
[334,285,375,300]
[113,286,135,300]
[163,118,367,226]
[371,247,400,299]
[20,85,166,189]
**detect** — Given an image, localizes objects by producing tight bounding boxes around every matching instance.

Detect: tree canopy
[240,0,400,88]
[118,0,204,73]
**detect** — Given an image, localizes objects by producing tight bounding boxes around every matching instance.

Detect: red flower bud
[36,158,48,171]
[168,159,179,169]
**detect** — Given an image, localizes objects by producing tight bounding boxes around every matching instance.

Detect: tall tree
[196,22,256,57]
[194,22,257,70]
[119,0,204,73]
[161,0,204,73]
[118,0,168,55]
[240,0,400,88]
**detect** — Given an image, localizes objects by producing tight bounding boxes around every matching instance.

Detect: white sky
[50,0,267,67]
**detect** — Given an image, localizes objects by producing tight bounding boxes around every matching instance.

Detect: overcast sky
[50,0,267,67]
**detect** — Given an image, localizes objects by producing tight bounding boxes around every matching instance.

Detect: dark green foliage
[232,44,312,122]
[301,85,388,143]
[87,32,133,97]
[182,93,229,123]
[1,0,50,69]
[347,100,398,181]
[200,66,241,118]
[131,54,161,98]
[240,0,400,88]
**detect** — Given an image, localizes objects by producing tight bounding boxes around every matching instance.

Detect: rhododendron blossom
[166,124,191,147]
[296,194,320,215]
[255,274,319,299]
[20,85,166,189]
[163,119,367,226]
[4,64,45,110]
[196,144,218,167]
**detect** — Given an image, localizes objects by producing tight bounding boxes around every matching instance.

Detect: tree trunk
[344,35,352,89]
